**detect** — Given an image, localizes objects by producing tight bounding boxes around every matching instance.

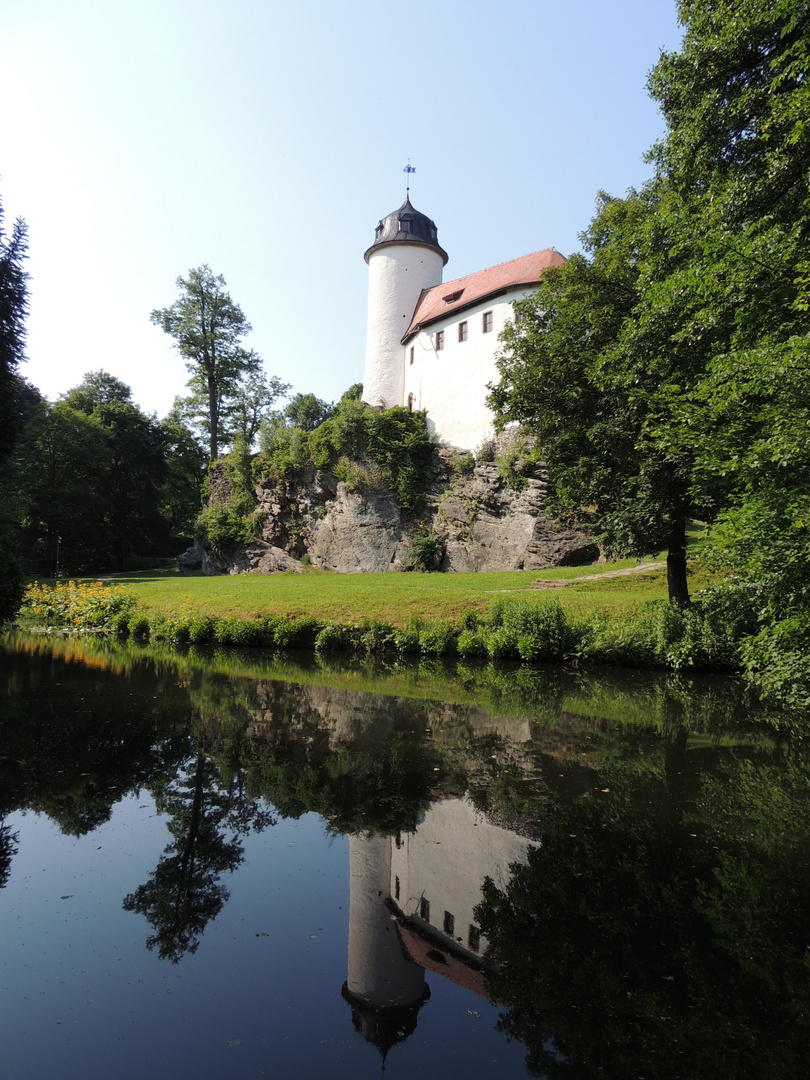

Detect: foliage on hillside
[259,395,437,511]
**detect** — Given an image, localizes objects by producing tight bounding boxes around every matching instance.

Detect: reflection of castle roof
[342,980,430,1059]
[404,248,566,340]
[396,919,490,1000]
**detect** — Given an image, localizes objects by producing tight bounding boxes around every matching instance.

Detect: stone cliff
[188,444,598,575]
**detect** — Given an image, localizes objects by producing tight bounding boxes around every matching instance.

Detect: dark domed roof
[364,197,449,265]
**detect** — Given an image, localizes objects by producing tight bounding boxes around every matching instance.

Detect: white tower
[362,197,448,409]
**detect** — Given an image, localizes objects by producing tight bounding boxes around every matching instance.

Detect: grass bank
[112,557,672,625]
[16,557,737,676]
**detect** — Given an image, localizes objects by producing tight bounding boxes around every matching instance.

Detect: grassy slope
[100,556,679,628]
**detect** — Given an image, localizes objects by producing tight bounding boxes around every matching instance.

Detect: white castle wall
[404,292,531,451]
[363,245,444,410]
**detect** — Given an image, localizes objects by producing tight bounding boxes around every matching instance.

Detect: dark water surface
[2,632,810,1079]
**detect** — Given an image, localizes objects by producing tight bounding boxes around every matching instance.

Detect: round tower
[362,197,448,410]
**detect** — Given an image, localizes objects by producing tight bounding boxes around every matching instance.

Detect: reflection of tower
[342,833,429,1060]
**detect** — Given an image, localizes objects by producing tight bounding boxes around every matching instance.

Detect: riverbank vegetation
[15,561,802,708]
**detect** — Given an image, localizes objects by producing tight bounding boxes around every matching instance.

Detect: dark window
[419,897,431,922]
[435,330,445,351]
[458,321,468,342]
[483,310,493,333]
[407,392,414,413]
[443,911,455,936]
[395,831,403,849]
[409,345,414,365]
[395,876,400,901]
[468,924,481,952]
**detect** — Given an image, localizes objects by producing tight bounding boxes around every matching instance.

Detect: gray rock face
[192,445,597,575]
[202,541,303,576]
[433,458,597,571]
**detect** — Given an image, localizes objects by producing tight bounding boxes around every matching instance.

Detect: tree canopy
[489,0,810,691]
[17,371,204,574]
[151,266,279,461]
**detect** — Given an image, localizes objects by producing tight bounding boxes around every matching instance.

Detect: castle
[361,194,565,450]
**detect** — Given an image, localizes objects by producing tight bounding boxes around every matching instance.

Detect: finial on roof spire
[403,159,416,196]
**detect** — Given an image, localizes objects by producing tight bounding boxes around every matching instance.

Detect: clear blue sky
[1,0,683,418]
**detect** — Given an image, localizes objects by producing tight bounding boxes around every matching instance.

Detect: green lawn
[91,556,676,627]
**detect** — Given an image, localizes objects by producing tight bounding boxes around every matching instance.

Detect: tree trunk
[208,375,218,462]
[666,517,690,607]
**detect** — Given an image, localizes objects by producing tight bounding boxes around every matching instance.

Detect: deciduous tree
[151,266,265,461]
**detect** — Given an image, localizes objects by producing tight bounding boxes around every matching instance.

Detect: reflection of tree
[475,745,810,1079]
[123,752,274,962]
[0,821,18,891]
[0,638,191,836]
[244,725,439,836]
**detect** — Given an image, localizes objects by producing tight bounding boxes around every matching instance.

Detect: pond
[2,631,810,1079]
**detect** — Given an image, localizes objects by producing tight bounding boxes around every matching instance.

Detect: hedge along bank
[14,580,766,694]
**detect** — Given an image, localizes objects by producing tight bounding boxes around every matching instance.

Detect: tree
[637,0,810,697]
[283,391,331,432]
[0,192,28,620]
[158,411,208,540]
[19,372,172,573]
[225,368,290,449]
[151,266,266,461]
[488,189,708,605]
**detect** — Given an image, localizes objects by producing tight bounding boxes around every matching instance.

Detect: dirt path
[526,560,666,590]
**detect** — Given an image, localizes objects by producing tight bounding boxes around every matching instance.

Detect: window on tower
[458,320,468,342]
[435,330,445,351]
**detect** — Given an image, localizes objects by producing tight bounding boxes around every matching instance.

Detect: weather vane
[403,159,415,196]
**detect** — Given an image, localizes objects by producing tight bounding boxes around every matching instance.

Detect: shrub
[419,622,456,656]
[484,598,574,661]
[475,438,496,462]
[188,615,218,644]
[457,629,488,657]
[17,581,137,631]
[388,628,420,654]
[315,624,349,651]
[407,530,445,572]
[741,614,810,707]
[452,452,475,476]
[196,504,254,556]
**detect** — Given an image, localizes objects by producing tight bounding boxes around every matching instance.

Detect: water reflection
[2,632,810,1078]
[122,751,274,962]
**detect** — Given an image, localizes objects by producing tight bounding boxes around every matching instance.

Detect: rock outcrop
[194,441,598,575]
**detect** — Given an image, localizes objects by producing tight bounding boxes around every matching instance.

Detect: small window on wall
[420,897,431,922]
[407,392,414,413]
[435,330,445,351]
[443,911,455,936]
[458,320,468,342]
[483,310,493,333]
[409,345,414,365]
[468,924,481,952]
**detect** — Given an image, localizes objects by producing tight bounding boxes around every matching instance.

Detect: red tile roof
[403,248,565,340]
